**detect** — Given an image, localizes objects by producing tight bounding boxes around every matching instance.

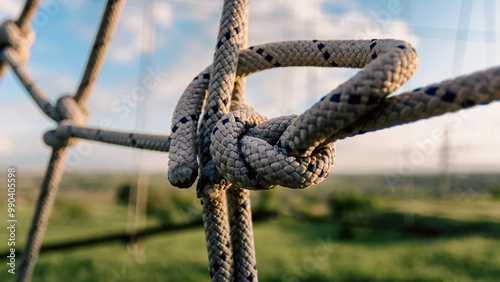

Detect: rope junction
[1,0,499,281]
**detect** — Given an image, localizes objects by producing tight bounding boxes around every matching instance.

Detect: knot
[0,20,34,64]
[55,95,89,124]
[43,95,89,148]
[210,110,335,190]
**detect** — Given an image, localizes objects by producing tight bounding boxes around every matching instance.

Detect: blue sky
[0,0,499,175]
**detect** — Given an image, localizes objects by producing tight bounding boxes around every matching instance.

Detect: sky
[0,0,499,177]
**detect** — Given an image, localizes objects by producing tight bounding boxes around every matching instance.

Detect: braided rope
[226,5,259,280]
[195,1,249,281]
[169,40,500,191]
[227,188,258,281]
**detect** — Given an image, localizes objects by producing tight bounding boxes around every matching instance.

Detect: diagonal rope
[15,148,67,282]
[74,0,126,106]
[1,48,58,120]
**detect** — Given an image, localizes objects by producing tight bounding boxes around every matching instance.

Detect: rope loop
[210,110,335,190]
[0,20,34,64]
[169,39,417,190]
[44,95,89,148]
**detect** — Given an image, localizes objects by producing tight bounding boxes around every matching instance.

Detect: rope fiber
[0,0,498,281]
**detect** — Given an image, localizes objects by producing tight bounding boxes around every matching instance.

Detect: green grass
[1,173,500,281]
[2,219,500,281]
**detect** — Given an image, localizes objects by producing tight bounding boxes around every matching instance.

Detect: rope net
[1,0,499,281]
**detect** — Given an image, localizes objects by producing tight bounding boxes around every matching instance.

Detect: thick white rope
[196,0,249,281]
[168,40,500,191]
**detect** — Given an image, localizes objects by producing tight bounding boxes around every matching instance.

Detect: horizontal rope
[51,121,171,152]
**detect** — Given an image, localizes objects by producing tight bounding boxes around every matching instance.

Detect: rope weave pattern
[194,0,255,281]
[225,4,258,278]
[0,0,498,281]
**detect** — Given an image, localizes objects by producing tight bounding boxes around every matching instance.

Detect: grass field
[1,173,499,281]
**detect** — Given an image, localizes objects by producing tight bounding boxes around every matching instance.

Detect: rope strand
[74,0,126,106]
[15,148,67,282]
[1,48,58,120]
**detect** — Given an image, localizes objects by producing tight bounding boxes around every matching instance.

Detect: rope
[73,0,125,106]
[0,0,498,281]
[15,148,67,282]
[53,122,171,152]
[1,48,59,120]
[169,40,500,191]
[227,188,258,281]
[226,4,258,281]
[0,0,40,81]
[195,0,249,281]
[15,1,125,281]
[15,0,41,30]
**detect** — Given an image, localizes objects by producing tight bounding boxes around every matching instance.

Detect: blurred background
[1,0,499,281]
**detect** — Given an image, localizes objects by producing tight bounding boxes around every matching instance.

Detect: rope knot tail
[210,110,336,190]
[43,95,90,148]
[0,20,34,64]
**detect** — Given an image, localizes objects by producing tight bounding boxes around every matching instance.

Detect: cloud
[0,135,12,154]
[249,0,418,46]
[0,0,22,20]
[108,2,173,63]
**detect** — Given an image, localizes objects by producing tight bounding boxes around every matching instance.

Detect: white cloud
[249,0,418,46]
[0,0,22,20]
[0,135,12,154]
[152,1,172,28]
[108,2,173,63]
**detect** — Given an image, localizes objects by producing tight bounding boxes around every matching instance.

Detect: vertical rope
[226,4,258,280]
[227,188,258,281]
[197,0,249,281]
[201,194,233,281]
[15,148,67,282]
[73,0,125,106]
